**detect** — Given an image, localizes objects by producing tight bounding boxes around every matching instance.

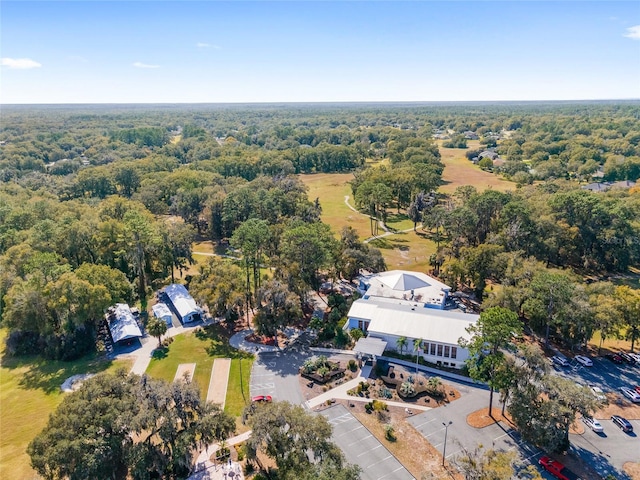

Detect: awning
[354,337,387,357]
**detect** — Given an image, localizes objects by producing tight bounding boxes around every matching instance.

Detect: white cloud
[196,42,221,49]
[624,25,640,40]
[1,57,42,69]
[133,61,160,68]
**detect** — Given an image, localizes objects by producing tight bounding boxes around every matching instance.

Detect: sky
[1,1,639,104]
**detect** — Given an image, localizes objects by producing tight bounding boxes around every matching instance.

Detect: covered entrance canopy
[354,337,387,357]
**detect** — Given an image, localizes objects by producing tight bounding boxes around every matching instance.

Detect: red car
[635,386,640,395]
[604,353,623,364]
[251,395,272,403]
[538,456,582,480]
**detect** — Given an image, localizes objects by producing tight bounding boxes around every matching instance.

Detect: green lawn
[0,329,133,480]
[299,172,372,240]
[145,324,254,416]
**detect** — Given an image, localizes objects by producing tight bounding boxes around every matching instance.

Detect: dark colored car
[611,415,633,432]
[605,353,623,364]
[618,351,637,364]
[634,385,640,396]
[251,395,273,403]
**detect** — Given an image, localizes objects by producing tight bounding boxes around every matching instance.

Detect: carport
[320,404,414,480]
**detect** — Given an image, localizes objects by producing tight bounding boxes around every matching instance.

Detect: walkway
[174,363,196,383]
[305,368,432,412]
[189,431,252,480]
[229,329,281,354]
[207,358,231,408]
[343,194,423,244]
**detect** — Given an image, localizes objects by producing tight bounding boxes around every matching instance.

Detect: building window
[430,343,436,356]
[444,346,450,358]
[451,347,457,359]
[437,344,443,357]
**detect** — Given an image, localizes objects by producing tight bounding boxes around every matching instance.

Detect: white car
[589,385,606,402]
[582,416,604,433]
[574,355,593,367]
[620,387,640,403]
[552,355,569,367]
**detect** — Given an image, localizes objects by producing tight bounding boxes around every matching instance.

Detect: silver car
[582,416,604,433]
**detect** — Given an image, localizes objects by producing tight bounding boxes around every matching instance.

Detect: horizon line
[2,98,640,107]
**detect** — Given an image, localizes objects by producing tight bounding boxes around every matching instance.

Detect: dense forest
[1,102,639,361]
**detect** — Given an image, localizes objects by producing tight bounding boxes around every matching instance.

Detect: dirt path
[207,358,231,408]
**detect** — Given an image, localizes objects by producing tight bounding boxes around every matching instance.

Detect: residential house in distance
[152,302,173,327]
[581,180,636,192]
[347,271,478,369]
[106,303,143,346]
[162,283,202,324]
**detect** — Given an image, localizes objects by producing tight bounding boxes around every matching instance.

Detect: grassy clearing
[369,230,438,272]
[145,324,254,414]
[437,140,515,194]
[588,330,634,353]
[226,357,252,417]
[0,329,133,480]
[299,172,372,240]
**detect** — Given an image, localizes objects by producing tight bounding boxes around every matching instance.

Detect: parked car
[251,395,272,403]
[628,352,640,363]
[611,415,634,432]
[634,385,640,395]
[552,355,570,367]
[618,351,637,364]
[582,416,604,433]
[589,385,607,402]
[604,353,623,364]
[538,456,582,480]
[574,355,593,367]
[620,387,640,403]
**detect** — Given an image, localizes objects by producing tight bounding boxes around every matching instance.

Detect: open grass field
[145,324,253,416]
[0,329,133,480]
[368,229,439,271]
[299,172,372,240]
[437,140,515,194]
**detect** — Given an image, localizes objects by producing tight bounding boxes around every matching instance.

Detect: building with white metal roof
[346,298,478,369]
[107,303,143,344]
[358,270,450,309]
[152,302,173,326]
[163,284,201,323]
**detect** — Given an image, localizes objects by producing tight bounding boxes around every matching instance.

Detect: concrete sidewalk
[229,329,281,354]
[207,358,231,407]
[190,431,252,480]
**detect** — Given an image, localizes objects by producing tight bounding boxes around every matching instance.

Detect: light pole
[442,421,452,467]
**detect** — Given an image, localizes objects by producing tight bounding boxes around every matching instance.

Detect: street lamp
[442,421,452,467]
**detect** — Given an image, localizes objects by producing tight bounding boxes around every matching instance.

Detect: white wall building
[347,270,478,369]
[164,284,202,324]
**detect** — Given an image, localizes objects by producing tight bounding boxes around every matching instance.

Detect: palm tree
[413,338,424,370]
[428,376,443,397]
[147,317,168,347]
[396,336,407,356]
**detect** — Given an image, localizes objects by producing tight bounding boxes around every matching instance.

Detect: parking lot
[249,351,306,405]
[570,416,639,478]
[320,404,415,480]
[406,393,547,478]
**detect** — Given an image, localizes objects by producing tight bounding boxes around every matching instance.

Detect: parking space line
[349,435,382,457]
[366,454,392,468]
[413,418,437,429]
[377,466,405,479]
[338,426,364,438]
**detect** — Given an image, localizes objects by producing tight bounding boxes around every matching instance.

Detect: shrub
[348,359,357,371]
[384,424,396,441]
